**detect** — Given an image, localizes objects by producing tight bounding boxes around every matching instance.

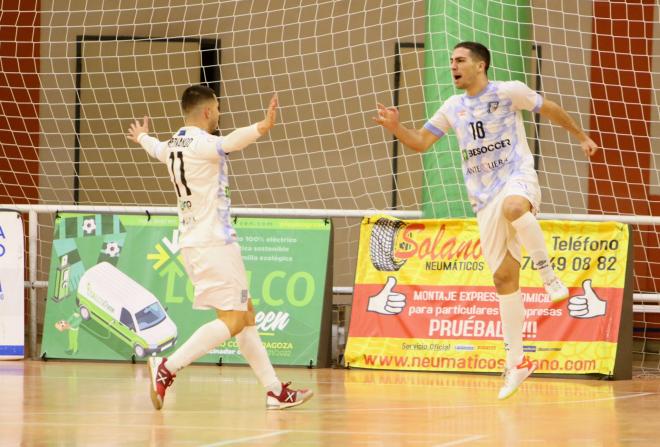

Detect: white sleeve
[504,80,543,113]
[137,133,168,163]
[195,134,224,161]
[423,102,451,138]
[222,124,261,153]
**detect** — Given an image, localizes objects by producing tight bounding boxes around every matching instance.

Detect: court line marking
[10,372,656,399]
[291,391,655,414]
[0,391,653,417]
[0,421,482,438]
[3,420,658,445]
[433,435,487,447]
[9,366,655,391]
[199,430,291,447]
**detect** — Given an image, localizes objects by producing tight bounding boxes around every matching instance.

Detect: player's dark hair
[454,42,490,74]
[181,85,217,113]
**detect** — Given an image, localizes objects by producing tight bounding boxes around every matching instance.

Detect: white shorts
[477,178,541,274]
[180,243,250,311]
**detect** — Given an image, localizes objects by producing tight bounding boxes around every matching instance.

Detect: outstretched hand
[257,94,278,135]
[580,136,599,158]
[372,103,400,133]
[127,116,150,143]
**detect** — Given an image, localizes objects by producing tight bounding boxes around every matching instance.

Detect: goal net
[2,1,658,370]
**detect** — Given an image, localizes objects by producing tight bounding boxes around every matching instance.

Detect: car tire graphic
[134,344,146,358]
[79,305,91,321]
[369,217,407,271]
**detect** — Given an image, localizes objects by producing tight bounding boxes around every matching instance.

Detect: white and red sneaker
[498,357,537,400]
[148,357,175,410]
[266,382,313,410]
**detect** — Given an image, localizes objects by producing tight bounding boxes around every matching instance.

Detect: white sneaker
[498,357,537,400]
[544,277,569,303]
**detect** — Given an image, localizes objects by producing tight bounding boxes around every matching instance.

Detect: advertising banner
[40,214,331,366]
[345,216,629,375]
[0,211,24,359]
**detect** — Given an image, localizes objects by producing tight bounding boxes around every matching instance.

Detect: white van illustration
[76,262,177,358]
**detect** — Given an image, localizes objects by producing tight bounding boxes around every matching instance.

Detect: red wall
[589,0,659,293]
[0,0,40,204]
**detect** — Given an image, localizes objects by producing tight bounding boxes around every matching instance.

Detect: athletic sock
[165,319,231,373]
[511,212,555,283]
[235,325,280,392]
[498,290,525,369]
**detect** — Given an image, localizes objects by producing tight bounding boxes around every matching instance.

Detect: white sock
[498,290,525,369]
[165,319,231,373]
[235,325,281,393]
[511,212,555,283]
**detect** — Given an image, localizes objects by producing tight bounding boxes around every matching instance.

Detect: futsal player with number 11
[127,85,313,410]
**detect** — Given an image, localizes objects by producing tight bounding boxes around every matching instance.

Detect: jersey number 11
[169,151,191,197]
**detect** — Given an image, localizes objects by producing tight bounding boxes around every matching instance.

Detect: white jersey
[424,81,543,213]
[139,125,258,248]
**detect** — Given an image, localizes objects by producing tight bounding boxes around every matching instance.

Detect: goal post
[0,1,657,371]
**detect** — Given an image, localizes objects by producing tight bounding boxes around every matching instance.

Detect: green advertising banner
[41,214,332,367]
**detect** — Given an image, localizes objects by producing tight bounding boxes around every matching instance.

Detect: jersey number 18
[469,121,485,139]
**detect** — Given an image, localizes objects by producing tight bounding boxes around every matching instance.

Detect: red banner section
[351,285,622,343]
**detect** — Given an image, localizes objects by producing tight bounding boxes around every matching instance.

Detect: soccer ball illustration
[104,242,121,257]
[82,218,97,235]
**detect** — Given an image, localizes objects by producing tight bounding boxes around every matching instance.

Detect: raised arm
[539,99,598,158]
[127,116,165,161]
[372,103,438,153]
[223,94,278,153]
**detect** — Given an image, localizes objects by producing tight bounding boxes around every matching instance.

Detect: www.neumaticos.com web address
[362,354,597,372]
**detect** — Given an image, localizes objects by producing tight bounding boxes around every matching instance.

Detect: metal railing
[5,204,659,358]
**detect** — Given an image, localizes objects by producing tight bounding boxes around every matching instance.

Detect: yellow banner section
[345,337,616,375]
[359,215,628,289]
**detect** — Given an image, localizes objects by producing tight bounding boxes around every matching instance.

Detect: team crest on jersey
[487,101,499,113]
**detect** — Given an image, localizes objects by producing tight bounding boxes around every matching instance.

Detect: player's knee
[492,269,515,291]
[502,199,531,222]
[502,204,526,222]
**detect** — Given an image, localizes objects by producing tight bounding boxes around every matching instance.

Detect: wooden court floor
[2,360,660,446]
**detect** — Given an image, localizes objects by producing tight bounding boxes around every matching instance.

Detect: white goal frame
[5,204,660,358]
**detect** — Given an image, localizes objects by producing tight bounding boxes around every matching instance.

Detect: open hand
[127,116,150,143]
[257,94,278,135]
[372,103,400,133]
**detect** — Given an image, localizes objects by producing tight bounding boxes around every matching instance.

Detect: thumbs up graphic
[367,276,407,315]
[568,279,607,319]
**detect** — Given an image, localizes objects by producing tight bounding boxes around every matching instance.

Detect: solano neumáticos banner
[345,216,629,375]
